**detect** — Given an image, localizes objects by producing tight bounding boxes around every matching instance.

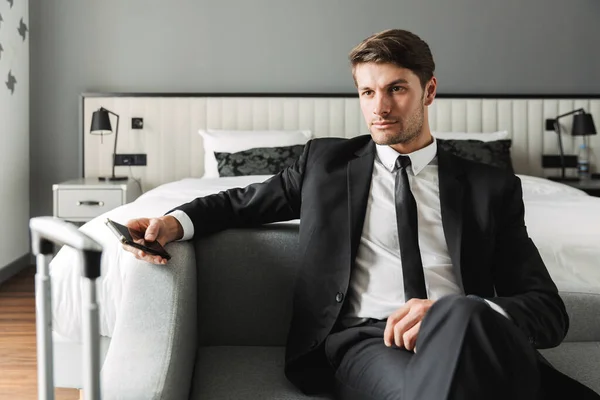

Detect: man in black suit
[124,29,598,399]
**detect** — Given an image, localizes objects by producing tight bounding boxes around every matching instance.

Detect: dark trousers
[324,295,590,400]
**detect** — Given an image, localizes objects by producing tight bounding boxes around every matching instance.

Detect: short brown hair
[349,29,435,88]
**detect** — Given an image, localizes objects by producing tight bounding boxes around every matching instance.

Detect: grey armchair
[99,223,600,399]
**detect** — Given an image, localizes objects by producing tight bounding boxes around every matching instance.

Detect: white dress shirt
[170,138,508,320]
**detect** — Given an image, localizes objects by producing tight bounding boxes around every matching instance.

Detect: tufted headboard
[81,93,600,191]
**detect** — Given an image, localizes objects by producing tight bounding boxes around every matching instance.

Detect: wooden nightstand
[53,178,142,222]
[551,179,600,197]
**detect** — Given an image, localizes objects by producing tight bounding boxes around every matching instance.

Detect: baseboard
[0,253,34,286]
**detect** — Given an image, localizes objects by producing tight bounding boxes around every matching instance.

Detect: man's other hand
[122,215,183,265]
[384,298,435,352]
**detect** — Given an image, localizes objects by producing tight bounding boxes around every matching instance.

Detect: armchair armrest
[100,241,197,400]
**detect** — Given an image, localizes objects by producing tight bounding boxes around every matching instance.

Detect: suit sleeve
[486,175,569,349]
[165,140,310,237]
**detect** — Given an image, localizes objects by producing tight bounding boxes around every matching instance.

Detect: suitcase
[30,217,103,400]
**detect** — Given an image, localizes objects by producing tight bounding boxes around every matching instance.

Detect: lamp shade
[90,108,113,135]
[572,112,597,136]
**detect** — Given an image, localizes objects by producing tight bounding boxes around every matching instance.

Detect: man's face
[354,62,430,147]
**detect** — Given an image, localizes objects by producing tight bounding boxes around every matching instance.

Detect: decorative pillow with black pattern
[437,139,513,173]
[214,144,305,177]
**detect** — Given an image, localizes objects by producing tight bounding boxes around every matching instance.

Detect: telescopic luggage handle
[30,217,103,400]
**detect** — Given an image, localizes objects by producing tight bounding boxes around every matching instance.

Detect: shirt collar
[375,137,437,176]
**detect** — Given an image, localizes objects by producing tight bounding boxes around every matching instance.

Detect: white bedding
[49,174,600,341]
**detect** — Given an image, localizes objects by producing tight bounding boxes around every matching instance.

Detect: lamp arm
[553,108,588,179]
[554,121,566,179]
[109,112,119,179]
[555,108,584,120]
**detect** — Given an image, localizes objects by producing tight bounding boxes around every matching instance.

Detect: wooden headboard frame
[81,93,600,191]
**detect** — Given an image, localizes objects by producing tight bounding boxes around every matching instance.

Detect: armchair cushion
[100,241,197,400]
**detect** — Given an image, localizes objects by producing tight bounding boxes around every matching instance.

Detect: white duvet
[49,175,600,341]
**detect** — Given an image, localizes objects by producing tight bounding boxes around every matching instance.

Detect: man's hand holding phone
[121,216,183,265]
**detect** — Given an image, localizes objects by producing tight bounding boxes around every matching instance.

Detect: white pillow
[432,130,509,142]
[198,129,313,178]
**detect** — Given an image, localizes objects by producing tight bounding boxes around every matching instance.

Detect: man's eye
[361,90,373,96]
[391,86,405,92]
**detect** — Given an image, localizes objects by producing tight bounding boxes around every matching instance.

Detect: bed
[49,173,600,340]
[46,93,600,390]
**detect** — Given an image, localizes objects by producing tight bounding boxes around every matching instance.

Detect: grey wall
[0,0,29,280]
[30,0,600,218]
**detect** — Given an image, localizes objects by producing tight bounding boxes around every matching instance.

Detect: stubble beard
[371,103,425,146]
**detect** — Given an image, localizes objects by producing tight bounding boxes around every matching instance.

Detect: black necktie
[395,155,428,300]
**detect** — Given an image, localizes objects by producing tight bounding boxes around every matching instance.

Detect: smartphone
[105,218,171,260]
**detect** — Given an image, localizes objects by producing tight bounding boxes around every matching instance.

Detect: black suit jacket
[174,135,569,394]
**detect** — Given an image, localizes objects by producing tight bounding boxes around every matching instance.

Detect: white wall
[0,0,29,274]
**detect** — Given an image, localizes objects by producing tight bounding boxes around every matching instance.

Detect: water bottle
[577,143,591,180]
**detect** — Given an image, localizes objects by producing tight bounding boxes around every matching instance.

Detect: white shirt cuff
[485,299,511,320]
[167,210,194,241]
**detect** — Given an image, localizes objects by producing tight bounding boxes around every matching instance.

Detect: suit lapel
[438,148,466,289]
[347,140,376,264]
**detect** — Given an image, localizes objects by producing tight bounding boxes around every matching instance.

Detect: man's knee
[428,294,492,324]
[417,294,500,351]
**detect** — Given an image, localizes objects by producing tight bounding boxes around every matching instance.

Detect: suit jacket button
[336,292,344,303]
[310,340,318,349]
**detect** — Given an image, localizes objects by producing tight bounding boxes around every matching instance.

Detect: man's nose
[373,94,391,116]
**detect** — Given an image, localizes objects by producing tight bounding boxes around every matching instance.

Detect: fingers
[403,321,421,352]
[384,299,434,350]
[126,218,148,232]
[125,217,164,243]
[392,310,422,349]
[384,303,410,347]
[144,218,162,242]
[122,244,168,265]
[121,218,168,265]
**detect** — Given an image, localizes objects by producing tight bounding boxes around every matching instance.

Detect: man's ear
[423,77,437,106]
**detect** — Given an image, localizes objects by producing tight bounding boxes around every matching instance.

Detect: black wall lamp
[90,107,128,181]
[543,109,596,182]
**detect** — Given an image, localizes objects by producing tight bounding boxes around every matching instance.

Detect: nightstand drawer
[56,189,123,219]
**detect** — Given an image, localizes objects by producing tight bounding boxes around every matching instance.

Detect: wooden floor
[0,266,79,400]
